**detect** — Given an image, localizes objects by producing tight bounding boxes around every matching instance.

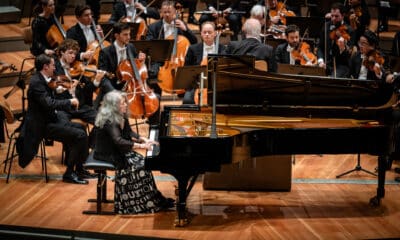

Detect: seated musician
[349,30,387,81]
[108,0,160,23]
[31,0,57,56]
[276,24,318,66]
[54,38,102,126]
[145,0,197,123]
[183,21,226,104]
[97,22,147,108]
[66,5,103,63]
[259,0,295,26]
[16,54,90,184]
[317,2,356,78]
[226,18,277,72]
[93,90,174,214]
[198,0,243,41]
[344,0,370,42]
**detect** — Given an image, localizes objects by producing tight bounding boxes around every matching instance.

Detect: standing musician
[16,54,90,184]
[97,23,148,109]
[108,0,160,23]
[226,18,277,72]
[66,5,103,63]
[317,2,356,78]
[183,21,226,104]
[31,0,57,56]
[275,24,317,66]
[198,0,243,41]
[344,0,370,42]
[54,39,102,125]
[349,30,387,81]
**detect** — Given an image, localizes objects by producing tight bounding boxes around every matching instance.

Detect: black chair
[82,152,116,215]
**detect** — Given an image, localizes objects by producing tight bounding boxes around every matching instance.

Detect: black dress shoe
[160,197,175,209]
[76,169,97,179]
[395,176,400,182]
[63,172,88,184]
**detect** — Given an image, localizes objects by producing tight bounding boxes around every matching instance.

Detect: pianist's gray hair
[95,90,129,128]
[243,18,261,40]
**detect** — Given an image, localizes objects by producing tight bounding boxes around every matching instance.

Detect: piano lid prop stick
[210,54,218,139]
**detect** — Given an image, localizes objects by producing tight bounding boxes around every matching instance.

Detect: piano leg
[370,154,387,207]
[174,174,199,227]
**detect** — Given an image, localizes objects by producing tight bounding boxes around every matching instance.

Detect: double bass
[118,49,159,119]
[157,13,190,94]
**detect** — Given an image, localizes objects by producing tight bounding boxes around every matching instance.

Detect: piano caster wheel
[369,196,381,207]
[174,218,189,227]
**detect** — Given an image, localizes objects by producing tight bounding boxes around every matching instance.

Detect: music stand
[173,65,207,89]
[285,16,324,39]
[131,40,174,62]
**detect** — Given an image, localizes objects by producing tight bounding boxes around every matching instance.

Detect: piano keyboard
[146,128,159,157]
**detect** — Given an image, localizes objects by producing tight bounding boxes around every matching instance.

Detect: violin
[363,50,385,71]
[69,61,114,80]
[268,1,295,25]
[349,5,362,30]
[291,42,317,66]
[53,75,73,89]
[329,24,351,42]
[0,61,17,73]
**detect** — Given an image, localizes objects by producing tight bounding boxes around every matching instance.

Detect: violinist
[317,2,355,78]
[183,21,226,104]
[198,0,243,41]
[31,0,56,56]
[108,0,160,24]
[66,5,103,63]
[16,54,91,184]
[259,0,296,26]
[54,39,102,125]
[345,0,370,42]
[349,30,387,81]
[275,24,317,66]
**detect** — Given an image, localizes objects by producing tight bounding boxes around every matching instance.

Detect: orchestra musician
[93,90,174,214]
[275,24,317,66]
[317,2,356,78]
[349,30,387,81]
[16,54,90,184]
[108,0,160,23]
[183,21,226,104]
[66,5,102,63]
[30,0,57,56]
[198,0,243,41]
[345,0,370,42]
[176,0,199,25]
[97,22,147,106]
[54,39,102,126]
[226,18,277,72]
[258,0,295,26]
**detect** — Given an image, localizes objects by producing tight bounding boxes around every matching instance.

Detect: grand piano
[146,55,398,226]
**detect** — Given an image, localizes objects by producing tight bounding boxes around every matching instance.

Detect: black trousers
[46,119,88,173]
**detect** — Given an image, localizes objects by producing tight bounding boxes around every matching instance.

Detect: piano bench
[82,153,116,215]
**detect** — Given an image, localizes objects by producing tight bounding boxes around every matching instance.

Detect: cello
[120,0,148,40]
[46,14,67,48]
[118,48,159,119]
[86,19,111,65]
[157,13,190,94]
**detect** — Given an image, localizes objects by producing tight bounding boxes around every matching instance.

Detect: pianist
[92,90,174,214]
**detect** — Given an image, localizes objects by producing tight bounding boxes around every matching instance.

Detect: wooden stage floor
[1,15,400,240]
